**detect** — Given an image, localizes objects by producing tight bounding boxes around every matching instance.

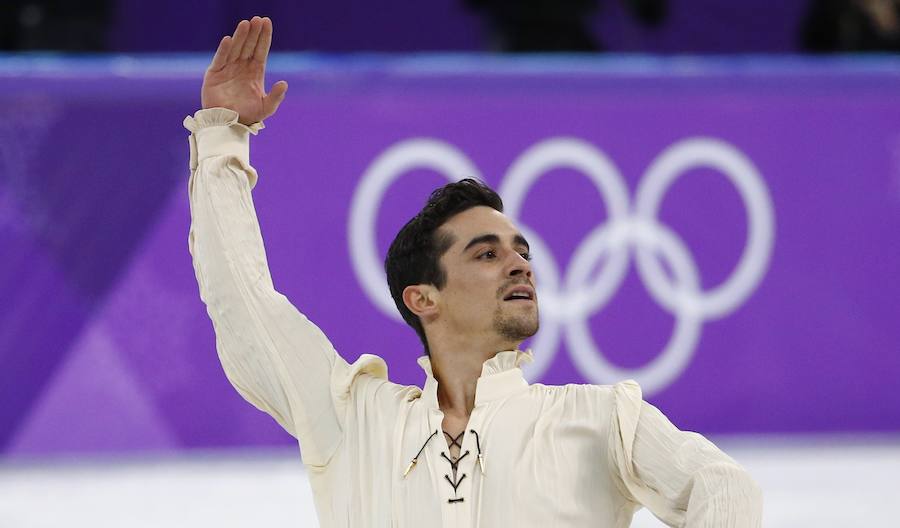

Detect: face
[434,206,539,347]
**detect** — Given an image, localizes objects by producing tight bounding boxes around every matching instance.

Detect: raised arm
[186,17,380,468]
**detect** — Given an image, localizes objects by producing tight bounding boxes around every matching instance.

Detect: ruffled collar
[416,349,533,409]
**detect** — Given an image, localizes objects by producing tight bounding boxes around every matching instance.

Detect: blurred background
[2,0,899,526]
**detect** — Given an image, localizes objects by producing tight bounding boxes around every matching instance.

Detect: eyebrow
[462,233,530,253]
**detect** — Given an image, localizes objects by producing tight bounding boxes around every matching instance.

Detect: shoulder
[522,380,644,421]
[332,353,422,409]
[527,379,641,401]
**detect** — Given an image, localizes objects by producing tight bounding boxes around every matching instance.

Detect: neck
[427,334,520,417]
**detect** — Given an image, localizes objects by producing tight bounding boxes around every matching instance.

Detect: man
[186,16,763,527]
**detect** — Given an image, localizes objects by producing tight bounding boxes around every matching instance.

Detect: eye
[520,252,532,261]
[478,250,497,260]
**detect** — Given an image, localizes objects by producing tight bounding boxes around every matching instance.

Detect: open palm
[201,17,288,125]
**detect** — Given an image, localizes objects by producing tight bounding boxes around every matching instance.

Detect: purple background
[108,0,810,53]
[2,55,900,459]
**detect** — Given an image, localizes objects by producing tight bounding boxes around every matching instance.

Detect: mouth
[502,285,536,303]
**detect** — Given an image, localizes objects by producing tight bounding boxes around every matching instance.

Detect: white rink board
[1,437,897,527]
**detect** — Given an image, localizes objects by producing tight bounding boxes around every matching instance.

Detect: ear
[402,284,439,320]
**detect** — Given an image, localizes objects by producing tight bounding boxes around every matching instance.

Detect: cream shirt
[185,108,763,528]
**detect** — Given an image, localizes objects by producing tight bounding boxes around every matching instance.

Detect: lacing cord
[471,428,486,523]
[440,450,470,470]
[441,429,469,504]
[470,428,485,476]
[403,430,438,478]
[403,428,487,505]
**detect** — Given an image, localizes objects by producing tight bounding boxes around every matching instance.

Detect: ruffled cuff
[183,108,265,178]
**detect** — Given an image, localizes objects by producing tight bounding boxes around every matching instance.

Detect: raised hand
[201,16,288,125]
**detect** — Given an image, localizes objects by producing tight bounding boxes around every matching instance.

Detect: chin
[494,314,539,342]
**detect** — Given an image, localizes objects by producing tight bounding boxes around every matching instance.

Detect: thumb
[263,80,288,118]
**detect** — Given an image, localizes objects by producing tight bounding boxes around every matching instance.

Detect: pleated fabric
[186,108,763,528]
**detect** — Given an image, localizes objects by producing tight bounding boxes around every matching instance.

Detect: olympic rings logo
[349,137,775,395]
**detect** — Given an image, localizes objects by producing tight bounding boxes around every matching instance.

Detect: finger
[241,16,264,60]
[253,17,273,63]
[208,36,232,72]
[227,19,250,62]
[262,80,288,117]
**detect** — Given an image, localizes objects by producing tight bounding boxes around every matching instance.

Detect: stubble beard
[492,303,540,342]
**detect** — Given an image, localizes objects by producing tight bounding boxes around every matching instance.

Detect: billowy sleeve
[185,108,387,468]
[609,380,763,527]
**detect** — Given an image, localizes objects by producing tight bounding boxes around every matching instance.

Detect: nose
[508,252,533,279]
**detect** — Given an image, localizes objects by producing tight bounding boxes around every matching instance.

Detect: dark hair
[384,178,504,355]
